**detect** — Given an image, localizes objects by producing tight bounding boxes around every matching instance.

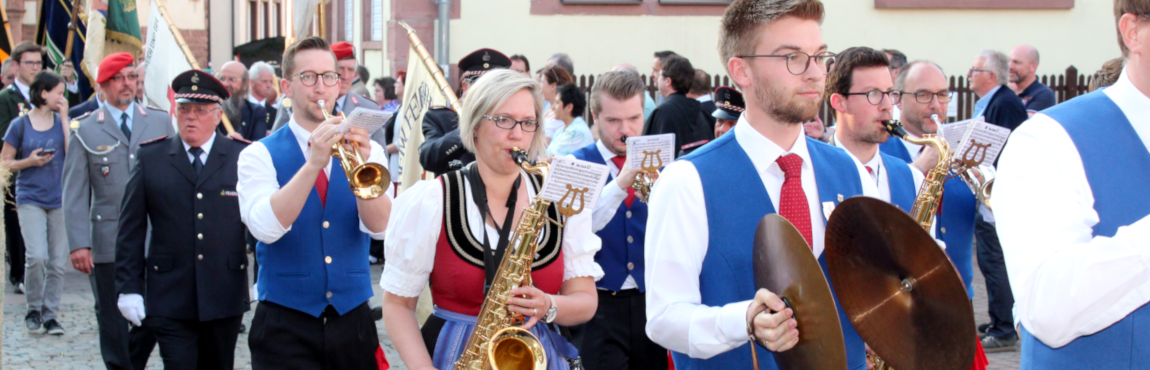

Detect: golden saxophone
[317,100,390,199]
[865,119,953,370]
[455,148,552,370]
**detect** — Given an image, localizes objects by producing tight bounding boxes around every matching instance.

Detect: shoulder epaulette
[140,135,169,146]
[73,111,94,122]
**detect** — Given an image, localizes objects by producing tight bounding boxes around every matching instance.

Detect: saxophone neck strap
[463,162,523,293]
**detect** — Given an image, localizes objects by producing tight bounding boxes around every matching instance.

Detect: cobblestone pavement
[3,253,1020,369]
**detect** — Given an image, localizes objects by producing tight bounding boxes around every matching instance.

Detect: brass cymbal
[824,197,975,370]
[753,214,847,370]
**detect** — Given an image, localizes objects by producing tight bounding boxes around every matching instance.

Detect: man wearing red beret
[63,51,171,370]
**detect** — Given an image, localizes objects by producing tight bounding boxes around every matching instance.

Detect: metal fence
[573,65,1094,127]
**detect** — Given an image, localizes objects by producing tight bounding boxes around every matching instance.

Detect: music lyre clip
[556,184,589,219]
[960,140,990,168]
[640,150,663,172]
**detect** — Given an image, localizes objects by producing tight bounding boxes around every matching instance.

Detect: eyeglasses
[844,89,902,105]
[20,61,42,67]
[176,105,220,118]
[108,74,140,83]
[967,69,992,77]
[295,71,340,87]
[736,51,836,75]
[901,90,952,104]
[484,115,539,132]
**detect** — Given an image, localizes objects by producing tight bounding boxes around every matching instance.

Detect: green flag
[105,0,142,57]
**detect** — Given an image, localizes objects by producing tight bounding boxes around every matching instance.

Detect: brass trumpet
[317,100,390,199]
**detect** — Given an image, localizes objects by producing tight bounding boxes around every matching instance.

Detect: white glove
[117,294,146,326]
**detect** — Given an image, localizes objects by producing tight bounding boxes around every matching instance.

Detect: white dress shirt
[830,132,942,244]
[237,117,392,244]
[379,174,605,298]
[182,133,216,163]
[996,67,1150,348]
[644,118,878,358]
[247,95,266,107]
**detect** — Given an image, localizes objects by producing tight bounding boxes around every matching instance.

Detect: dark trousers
[90,263,157,370]
[5,181,24,285]
[578,289,668,370]
[975,213,1016,339]
[249,301,379,370]
[145,314,243,370]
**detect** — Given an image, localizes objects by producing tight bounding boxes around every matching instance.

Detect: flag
[35,0,94,101]
[104,0,142,57]
[82,10,106,83]
[395,44,448,193]
[143,0,192,112]
[292,0,325,42]
[0,6,14,61]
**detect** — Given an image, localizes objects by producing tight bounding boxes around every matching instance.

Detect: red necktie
[308,142,330,207]
[776,154,813,249]
[609,156,636,208]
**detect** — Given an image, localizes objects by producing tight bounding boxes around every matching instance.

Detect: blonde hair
[719,0,825,75]
[459,69,546,158]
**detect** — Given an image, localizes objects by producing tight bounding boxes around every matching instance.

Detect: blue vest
[571,143,649,292]
[879,139,978,299]
[254,127,374,317]
[880,153,915,213]
[878,137,912,163]
[673,133,866,370]
[1019,91,1150,369]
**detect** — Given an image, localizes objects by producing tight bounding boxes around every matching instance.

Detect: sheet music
[954,120,1010,167]
[336,107,391,134]
[625,134,675,170]
[938,118,975,151]
[539,157,610,216]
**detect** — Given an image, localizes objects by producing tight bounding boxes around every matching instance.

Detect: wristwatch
[543,294,559,324]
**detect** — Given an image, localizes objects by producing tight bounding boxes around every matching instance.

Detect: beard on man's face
[222,91,246,125]
[753,74,821,125]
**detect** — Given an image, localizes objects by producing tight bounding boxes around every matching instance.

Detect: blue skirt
[430,307,578,370]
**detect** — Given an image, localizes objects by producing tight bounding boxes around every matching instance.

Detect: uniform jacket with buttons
[115,134,251,322]
[63,104,174,263]
[419,107,475,174]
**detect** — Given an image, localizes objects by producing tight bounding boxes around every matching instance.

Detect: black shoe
[977,323,992,339]
[982,335,1018,353]
[24,311,42,331]
[43,319,65,335]
[14,282,23,295]
[239,323,247,333]
[372,306,383,321]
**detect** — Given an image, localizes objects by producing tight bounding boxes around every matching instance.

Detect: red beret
[331,42,355,61]
[97,53,136,84]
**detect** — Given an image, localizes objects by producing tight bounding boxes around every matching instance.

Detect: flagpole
[64,0,80,59]
[0,5,13,56]
[156,0,236,133]
[399,21,461,111]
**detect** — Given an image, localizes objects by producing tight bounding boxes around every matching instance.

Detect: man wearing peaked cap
[63,51,171,370]
[115,69,251,370]
[712,86,744,138]
[417,48,511,174]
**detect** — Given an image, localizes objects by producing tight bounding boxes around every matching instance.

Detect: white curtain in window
[371,0,382,41]
[344,0,354,41]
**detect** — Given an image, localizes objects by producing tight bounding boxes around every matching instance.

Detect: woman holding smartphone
[1,70,70,335]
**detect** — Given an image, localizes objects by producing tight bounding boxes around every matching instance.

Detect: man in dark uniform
[418,48,510,174]
[711,86,745,138]
[642,55,714,157]
[115,70,250,370]
[216,61,269,141]
[69,90,103,120]
[65,52,168,370]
